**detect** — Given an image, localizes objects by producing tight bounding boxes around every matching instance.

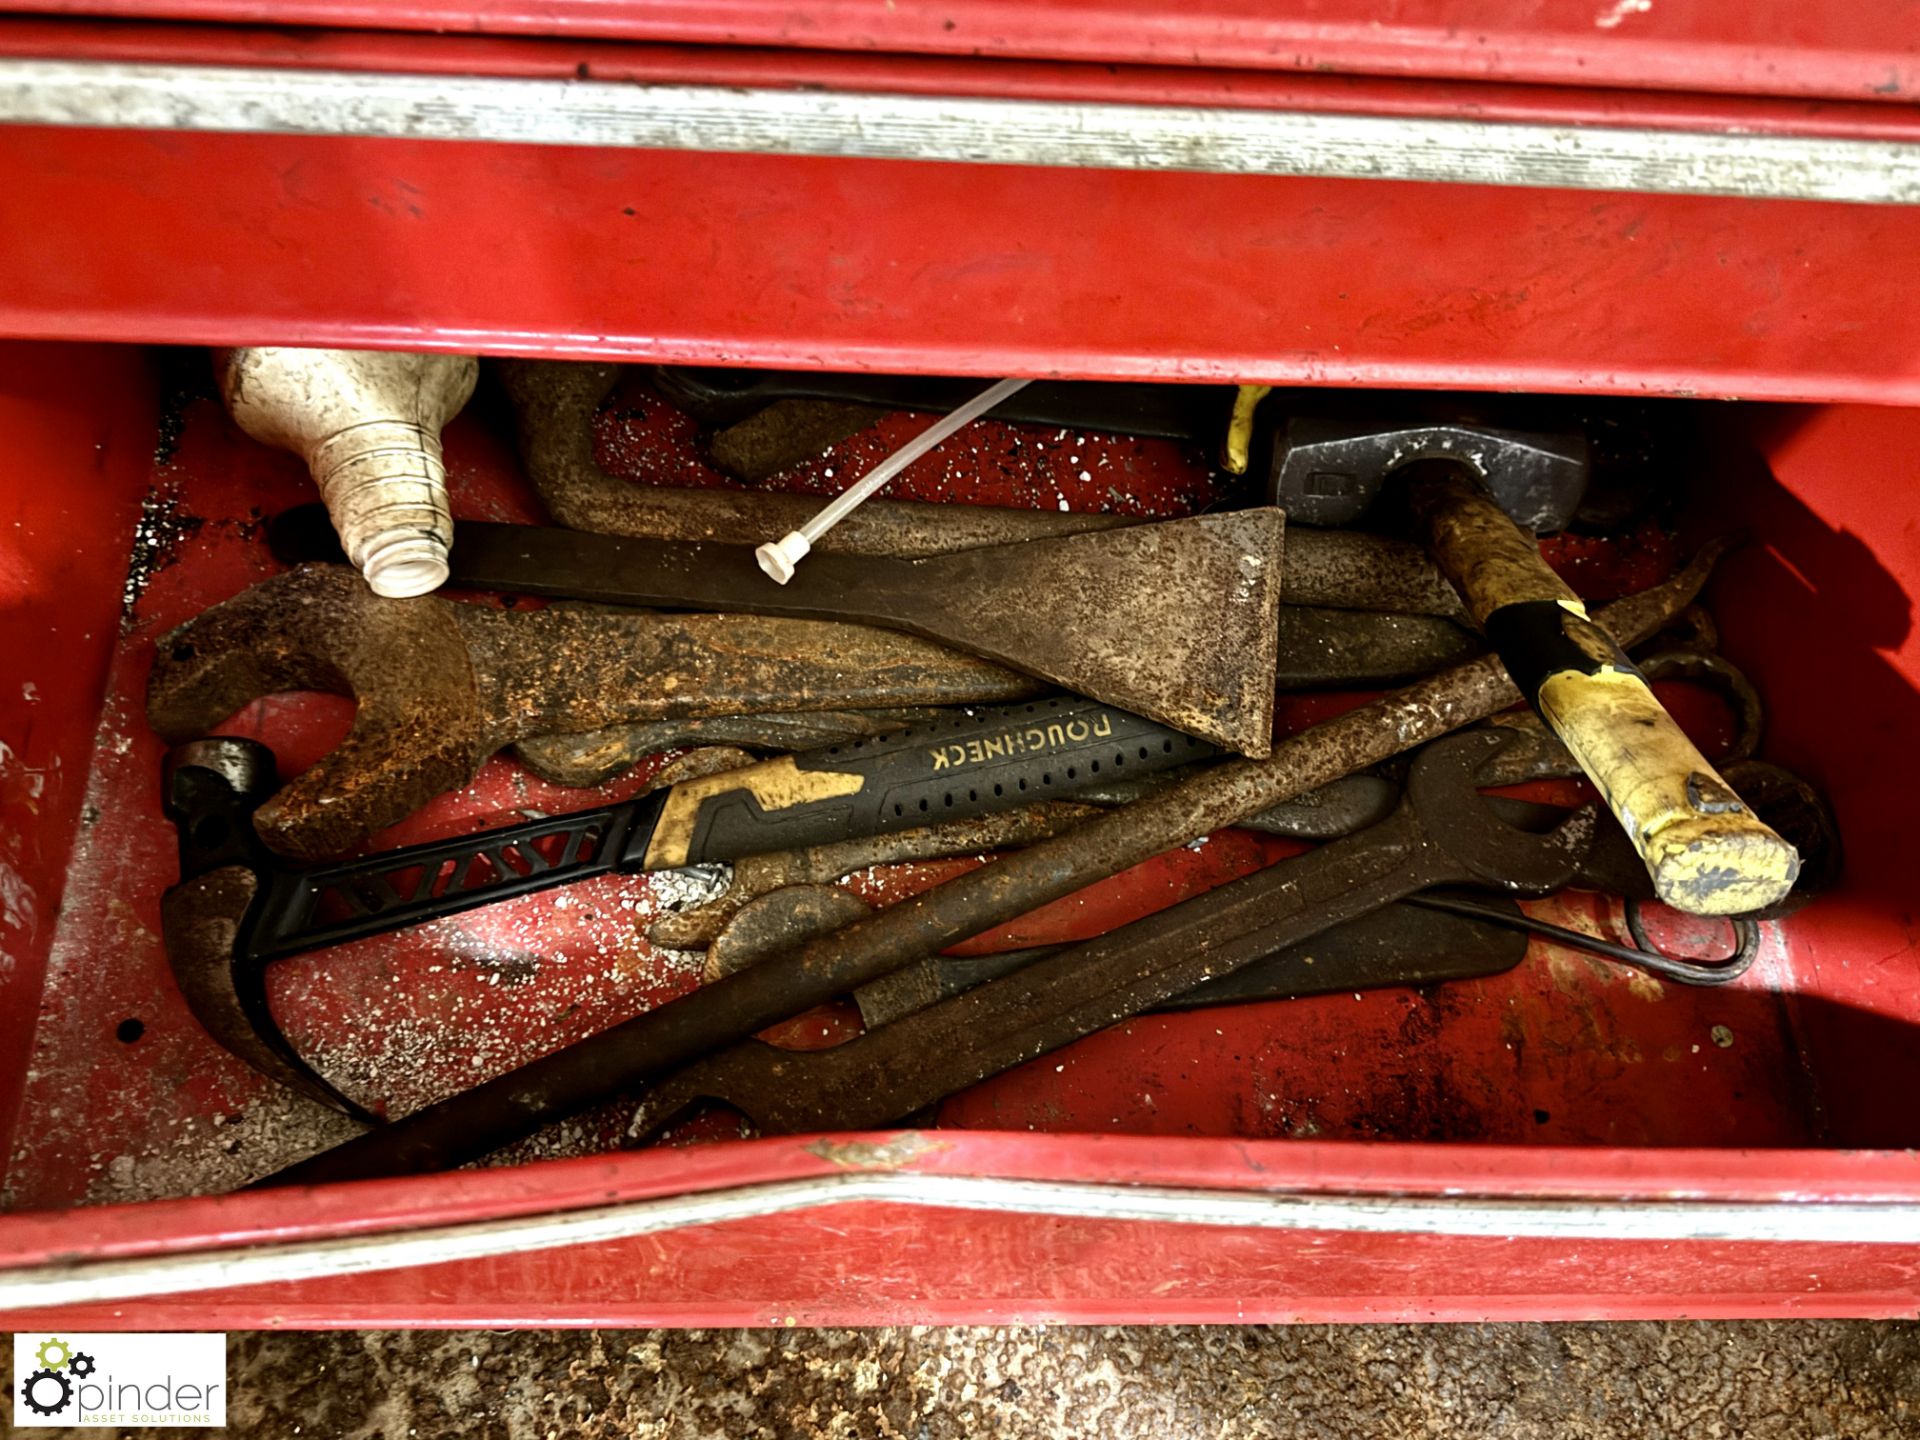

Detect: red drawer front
[8,0,1920,102]
[3,12,1920,1327]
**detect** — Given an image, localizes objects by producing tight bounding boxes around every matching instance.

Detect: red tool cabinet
[2,3,1919,1326]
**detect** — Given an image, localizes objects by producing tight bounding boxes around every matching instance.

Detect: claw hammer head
[161,739,379,1121]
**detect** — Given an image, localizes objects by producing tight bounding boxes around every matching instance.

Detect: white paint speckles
[20,681,38,702]
[1595,0,1653,27]
[653,864,732,912]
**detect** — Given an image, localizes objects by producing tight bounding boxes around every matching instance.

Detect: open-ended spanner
[623,730,1607,1141]
[148,564,1043,861]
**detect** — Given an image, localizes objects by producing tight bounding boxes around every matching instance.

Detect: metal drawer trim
[2,59,1917,205]
[3,1172,1915,1310]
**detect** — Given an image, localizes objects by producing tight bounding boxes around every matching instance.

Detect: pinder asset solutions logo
[13,1332,226,1428]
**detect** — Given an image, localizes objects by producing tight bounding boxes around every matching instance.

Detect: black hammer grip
[633,696,1215,869]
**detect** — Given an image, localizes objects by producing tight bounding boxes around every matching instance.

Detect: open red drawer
[2,13,1920,1326]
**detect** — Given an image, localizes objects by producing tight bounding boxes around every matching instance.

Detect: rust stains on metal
[803,1131,948,1170]
[707,885,873,981]
[498,359,1129,556]
[651,800,1099,955]
[146,565,1040,860]
[514,708,946,789]
[494,359,1470,619]
[1282,527,1469,622]
[442,510,1291,754]
[259,546,1730,1185]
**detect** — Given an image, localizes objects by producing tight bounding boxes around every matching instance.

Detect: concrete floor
[28,1322,1917,1438]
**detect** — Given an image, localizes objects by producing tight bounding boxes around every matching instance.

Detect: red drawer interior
[2,340,1918,1322]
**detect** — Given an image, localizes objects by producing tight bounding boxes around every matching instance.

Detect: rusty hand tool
[505,600,1474,792]
[504,627,1417,791]
[647,801,1100,958]
[254,548,1720,1187]
[1403,462,1795,914]
[162,698,1211,1115]
[494,360,1468,620]
[654,773,1404,960]
[146,564,1049,861]
[512,708,949,789]
[619,732,1608,1142]
[681,880,1527,1025]
[878,901,1530,1021]
[265,506,1292,755]
[273,503,1477,713]
[1261,411,1794,913]
[855,761,1836,1026]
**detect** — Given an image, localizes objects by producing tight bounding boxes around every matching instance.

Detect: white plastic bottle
[216,347,479,598]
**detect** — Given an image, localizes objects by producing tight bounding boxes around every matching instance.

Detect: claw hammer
[1268,416,1798,916]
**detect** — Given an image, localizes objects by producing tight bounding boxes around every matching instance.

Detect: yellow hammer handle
[1407,465,1798,916]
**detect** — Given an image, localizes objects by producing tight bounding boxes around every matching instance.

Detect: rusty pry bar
[257,543,1728,1187]
[392,510,1294,757]
[493,359,1469,620]
[146,565,1041,861]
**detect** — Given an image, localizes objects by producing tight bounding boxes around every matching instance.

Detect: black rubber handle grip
[633,696,1215,868]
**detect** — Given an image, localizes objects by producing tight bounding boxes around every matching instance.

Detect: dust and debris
[209,1320,1920,1439]
[149,345,219,468]
[82,1086,366,1204]
[652,865,733,913]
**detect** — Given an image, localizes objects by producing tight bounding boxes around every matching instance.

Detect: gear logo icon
[33,1337,71,1370]
[68,1352,98,1379]
[19,1367,73,1417]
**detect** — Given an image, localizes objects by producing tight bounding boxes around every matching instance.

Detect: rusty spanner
[147,564,1041,861]
[622,731,1610,1140]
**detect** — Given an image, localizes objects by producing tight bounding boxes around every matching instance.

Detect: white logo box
[13,1332,227,1428]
